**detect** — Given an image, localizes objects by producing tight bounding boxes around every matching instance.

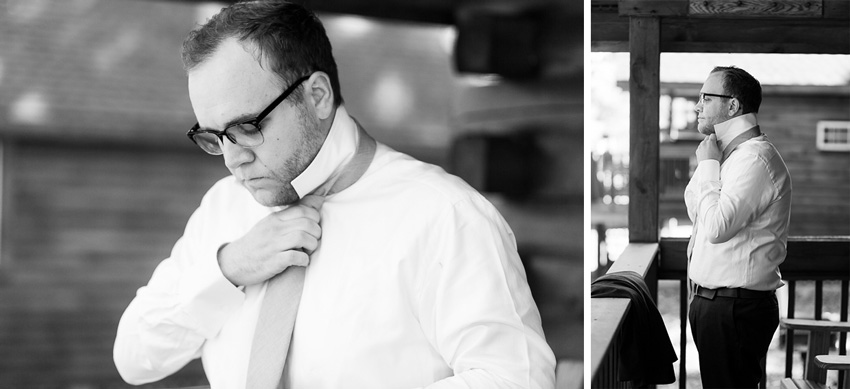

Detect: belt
[695,285,773,300]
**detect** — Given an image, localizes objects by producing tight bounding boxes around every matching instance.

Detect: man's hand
[696,134,721,162]
[218,195,325,286]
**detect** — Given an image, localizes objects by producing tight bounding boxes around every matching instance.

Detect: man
[686,66,792,388]
[113,1,556,388]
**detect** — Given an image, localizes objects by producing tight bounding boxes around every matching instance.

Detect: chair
[779,318,850,389]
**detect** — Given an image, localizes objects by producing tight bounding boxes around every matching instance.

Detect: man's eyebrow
[198,112,258,132]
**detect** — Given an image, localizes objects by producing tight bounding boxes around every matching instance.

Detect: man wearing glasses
[685,66,792,388]
[113,1,555,388]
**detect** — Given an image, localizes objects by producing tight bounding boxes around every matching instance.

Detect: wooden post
[628,16,660,243]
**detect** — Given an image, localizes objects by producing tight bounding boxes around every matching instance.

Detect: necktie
[686,126,761,298]
[246,122,376,389]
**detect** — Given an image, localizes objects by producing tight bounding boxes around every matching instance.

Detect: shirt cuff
[177,247,245,339]
[697,159,720,184]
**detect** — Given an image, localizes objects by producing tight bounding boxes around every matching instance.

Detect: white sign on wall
[816,121,850,152]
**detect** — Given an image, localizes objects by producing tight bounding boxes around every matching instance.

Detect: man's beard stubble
[266,104,326,206]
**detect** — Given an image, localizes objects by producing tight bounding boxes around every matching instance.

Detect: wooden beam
[592,2,850,54]
[688,0,823,18]
[589,298,630,384]
[608,243,660,278]
[658,236,850,280]
[607,242,661,298]
[597,0,848,18]
[783,318,850,332]
[619,0,688,16]
[592,17,850,53]
[628,16,661,243]
[823,0,850,18]
[815,355,850,370]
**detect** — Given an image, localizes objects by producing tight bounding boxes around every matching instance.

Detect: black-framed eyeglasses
[698,92,734,103]
[186,75,311,155]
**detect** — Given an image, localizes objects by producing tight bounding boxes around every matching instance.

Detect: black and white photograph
[589,1,850,388]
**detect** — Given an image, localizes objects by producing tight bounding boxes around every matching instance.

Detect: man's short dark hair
[182,0,343,106]
[711,66,761,114]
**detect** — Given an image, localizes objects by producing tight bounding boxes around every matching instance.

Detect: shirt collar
[715,112,759,152]
[291,105,358,198]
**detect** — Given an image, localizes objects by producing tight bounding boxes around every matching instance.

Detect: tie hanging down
[246,122,376,389]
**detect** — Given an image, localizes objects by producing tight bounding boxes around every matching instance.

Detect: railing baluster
[813,280,822,382]
[592,330,626,388]
[840,279,848,388]
[815,280,823,320]
[680,279,687,389]
[760,357,767,389]
[786,280,796,378]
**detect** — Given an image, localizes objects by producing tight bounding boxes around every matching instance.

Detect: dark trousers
[688,292,779,389]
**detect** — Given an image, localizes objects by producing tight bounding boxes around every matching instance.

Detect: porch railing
[591,236,850,388]
[590,243,660,388]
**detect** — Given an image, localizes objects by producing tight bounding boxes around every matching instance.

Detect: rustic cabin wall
[0,139,226,386]
[755,92,850,236]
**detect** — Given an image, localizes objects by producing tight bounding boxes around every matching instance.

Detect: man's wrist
[217,243,240,287]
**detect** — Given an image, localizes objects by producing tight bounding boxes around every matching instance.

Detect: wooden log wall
[0,139,227,387]
[759,93,850,236]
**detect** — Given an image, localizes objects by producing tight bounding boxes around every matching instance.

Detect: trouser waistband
[695,285,774,300]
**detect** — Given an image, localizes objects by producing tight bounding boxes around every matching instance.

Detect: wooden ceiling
[592,0,850,54]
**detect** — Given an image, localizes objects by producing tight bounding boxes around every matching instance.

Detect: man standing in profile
[686,66,792,389]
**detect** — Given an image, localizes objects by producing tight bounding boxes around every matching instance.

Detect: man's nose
[694,101,703,113]
[222,139,255,170]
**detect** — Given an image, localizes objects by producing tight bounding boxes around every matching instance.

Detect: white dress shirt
[114,106,556,389]
[685,113,792,291]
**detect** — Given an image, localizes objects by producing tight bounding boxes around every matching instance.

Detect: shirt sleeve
[113,188,246,385]
[419,196,557,389]
[693,154,774,244]
[683,162,703,223]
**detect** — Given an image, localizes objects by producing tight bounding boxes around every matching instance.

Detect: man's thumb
[300,194,325,210]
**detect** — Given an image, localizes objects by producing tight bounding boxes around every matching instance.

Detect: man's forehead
[188,39,275,94]
[187,38,279,128]
[701,72,724,92]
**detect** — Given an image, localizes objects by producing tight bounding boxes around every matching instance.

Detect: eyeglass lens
[193,123,265,155]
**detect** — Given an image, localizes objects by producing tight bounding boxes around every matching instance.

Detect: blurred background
[0,0,583,387]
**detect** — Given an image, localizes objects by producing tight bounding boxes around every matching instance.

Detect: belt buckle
[700,287,717,300]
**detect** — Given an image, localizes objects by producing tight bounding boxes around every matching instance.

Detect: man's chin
[245,186,298,207]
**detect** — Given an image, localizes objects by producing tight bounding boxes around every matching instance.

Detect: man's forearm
[114,294,206,384]
[114,254,245,384]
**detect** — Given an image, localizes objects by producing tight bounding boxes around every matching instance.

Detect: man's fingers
[274,218,321,239]
[272,195,324,222]
[707,134,717,142]
[274,203,321,222]
[273,250,310,272]
[299,194,325,211]
[276,229,320,254]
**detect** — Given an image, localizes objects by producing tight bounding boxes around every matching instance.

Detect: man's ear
[306,72,334,120]
[728,98,741,117]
